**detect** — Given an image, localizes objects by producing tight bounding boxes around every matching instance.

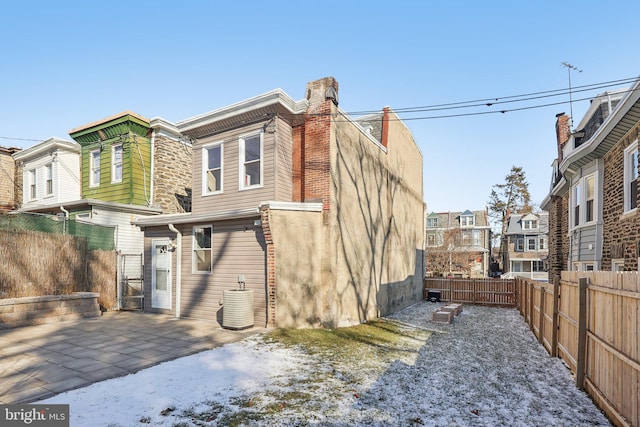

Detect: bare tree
[487,166,531,269]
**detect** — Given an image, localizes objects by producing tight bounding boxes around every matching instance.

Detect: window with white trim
[28,169,36,200]
[202,142,223,194]
[44,163,53,195]
[239,133,262,190]
[527,237,537,251]
[426,217,438,228]
[460,214,475,227]
[112,144,123,183]
[522,219,538,230]
[612,259,624,271]
[515,238,524,252]
[426,233,436,246]
[539,237,546,251]
[90,150,100,187]
[193,225,212,273]
[571,172,598,227]
[624,141,638,213]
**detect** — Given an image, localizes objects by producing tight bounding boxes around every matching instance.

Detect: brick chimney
[301,77,339,211]
[555,113,570,163]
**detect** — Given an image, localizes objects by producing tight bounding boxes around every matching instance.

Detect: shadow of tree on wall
[332,133,400,324]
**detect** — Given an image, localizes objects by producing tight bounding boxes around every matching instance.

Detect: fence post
[538,285,545,344]
[528,280,534,330]
[576,277,588,390]
[551,275,560,357]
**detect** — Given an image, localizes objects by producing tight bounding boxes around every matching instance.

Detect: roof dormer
[460,210,475,227]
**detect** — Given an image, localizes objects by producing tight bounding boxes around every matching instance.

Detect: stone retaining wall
[0,293,101,329]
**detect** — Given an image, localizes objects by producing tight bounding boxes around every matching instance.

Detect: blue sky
[2,1,639,213]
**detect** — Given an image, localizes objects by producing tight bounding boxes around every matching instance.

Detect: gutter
[168,223,181,318]
[150,129,155,207]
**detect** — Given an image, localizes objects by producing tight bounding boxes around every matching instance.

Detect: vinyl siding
[191,119,294,213]
[143,218,267,326]
[90,207,145,254]
[21,150,80,207]
[570,224,599,262]
[81,139,151,206]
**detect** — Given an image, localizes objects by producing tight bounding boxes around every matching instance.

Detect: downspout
[150,129,155,207]
[168,223,181,318]
[60,205,69,235]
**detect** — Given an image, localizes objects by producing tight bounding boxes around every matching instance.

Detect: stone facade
[0,146,20,211]
[153,135,193,213]
[547,194,569,280]
[602,123,640,270]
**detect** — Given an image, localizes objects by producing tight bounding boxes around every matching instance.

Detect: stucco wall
[267,208,325,328]
[329,109,424,325]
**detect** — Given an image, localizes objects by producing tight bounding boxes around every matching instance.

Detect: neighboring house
[425,209,491,278]
[0,145,21,211]
[501,211,549,281]
[12,137,81,210]
[134,76,425,329]
[542,78,640,277]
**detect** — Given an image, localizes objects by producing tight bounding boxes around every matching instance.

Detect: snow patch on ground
[39,303,611,426]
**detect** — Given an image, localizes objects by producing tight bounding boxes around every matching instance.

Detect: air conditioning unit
[222,289,254,329]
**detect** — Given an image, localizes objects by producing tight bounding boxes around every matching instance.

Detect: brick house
[134,77,425,328]
[501,211,549,281]
[542,78,640,277]
[0,145,21,211]
[424,209,491,278]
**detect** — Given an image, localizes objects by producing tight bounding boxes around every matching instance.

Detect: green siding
[71,113,151,207]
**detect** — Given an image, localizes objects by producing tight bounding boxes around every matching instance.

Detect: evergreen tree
[488,166,531,269]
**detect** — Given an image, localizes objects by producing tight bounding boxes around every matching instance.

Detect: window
[202,142,223,194]
[532,261,545,272]
[28,169,36,200]
[239,133,262,189]
[571,172,598,227]
[45,163,53,195]
[193,225,212,273]
[90,150,100,187]
[112,144,123,183]
[527,237,537,251]
[460,215,475,227]
[515,238,524,252]
[573,182,581,227]
[624,141,638,213]
[426,234,436,246]
[539,237,546,251]
[472,230,480,246]
[612,259,624,271]
[426,217,438,228]
[461,231,472,245]
[586,175,595,222]
[522,220,538,230]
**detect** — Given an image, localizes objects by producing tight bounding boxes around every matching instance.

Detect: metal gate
[117,253,144,310]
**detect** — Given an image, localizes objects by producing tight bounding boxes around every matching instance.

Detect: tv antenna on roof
[561,62,583,129]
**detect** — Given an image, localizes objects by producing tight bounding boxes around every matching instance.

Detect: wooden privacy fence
[423,278,515,306]
[516,272,640,427]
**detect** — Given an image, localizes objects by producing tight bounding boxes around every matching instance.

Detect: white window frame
[426,218,438,228]
[522,220,538,230]
[623,141,638,214]
[192,225,213,273]
[515,238,524,252]
[612,259,624,272]
[460,215,475,227]
[28,169,37,200]
[527,237,537,251]
[539,237,546,251]
[202,141,224,195]
[239,132,263,191]
[426,233,436,247]
[571,172,598,229]
[111,144,123,183]
[44,163,53,196]
[89,149,101,187]
[472,230,481,246]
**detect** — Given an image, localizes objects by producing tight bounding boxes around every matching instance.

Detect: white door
[152,240,171,309]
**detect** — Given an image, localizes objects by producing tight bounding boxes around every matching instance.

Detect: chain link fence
[0,212,115,251]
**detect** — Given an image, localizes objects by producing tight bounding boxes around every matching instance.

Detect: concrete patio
[0,311,262,404]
